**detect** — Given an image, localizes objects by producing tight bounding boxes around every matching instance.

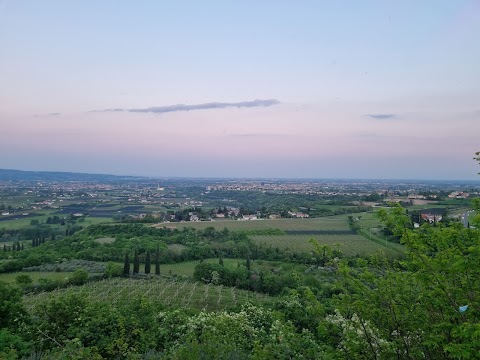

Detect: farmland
[0,271,76,284]
[249,233,402,258]
[156,213,404,258]
[23,276,273,312]
[155,214,371,231]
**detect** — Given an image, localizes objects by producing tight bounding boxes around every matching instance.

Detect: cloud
[227,133,284,138]
[103,99,280,114]
[366,114,396,119]
[34,112,61,117]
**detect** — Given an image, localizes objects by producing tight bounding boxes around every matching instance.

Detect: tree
[123,252,130,276]
[155,245,160,275]
[474,151,480,174]
[70,268,88,285]
[331,202,480,359]
[106,262,123,278]
[0,282,27,330]
[133,248,140,274]
[145,250,151,274]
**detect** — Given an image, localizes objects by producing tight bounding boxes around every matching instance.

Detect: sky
[0,0,479,180]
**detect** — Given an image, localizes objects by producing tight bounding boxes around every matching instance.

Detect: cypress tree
[246,253,251,271]
[145,250,151,274]
[219,257,224,266]
[123,252,130,276]
[21,243,24,251]
[133,248,140,274]
[3,244,6,252]
[155,245,160,275]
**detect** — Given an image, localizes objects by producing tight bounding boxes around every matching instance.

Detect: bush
[105,262,123,278]
[15,274,32,287]
[69,268,89,285]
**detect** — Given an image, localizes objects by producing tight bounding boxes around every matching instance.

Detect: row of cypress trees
[3,242,24,252]
[123,244,161,275]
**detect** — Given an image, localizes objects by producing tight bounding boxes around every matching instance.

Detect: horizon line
[1,167,479,184]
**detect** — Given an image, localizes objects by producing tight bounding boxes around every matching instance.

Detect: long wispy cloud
[366,113,396,119]
[103,99,280,114]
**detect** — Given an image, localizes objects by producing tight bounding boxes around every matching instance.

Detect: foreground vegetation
[0,200,479,359]
[1,165,480,359]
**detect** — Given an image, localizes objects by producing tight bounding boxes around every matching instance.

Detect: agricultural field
[0,211,113,230]
[155,214,370,232]
[116,258,245,278]
[23,277,273,312]
[0,271,90,285]
[249,233,403,258]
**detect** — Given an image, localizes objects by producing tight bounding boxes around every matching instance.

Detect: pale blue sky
[0,1,479,179]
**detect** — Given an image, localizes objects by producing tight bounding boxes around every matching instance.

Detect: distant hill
[0,168,145,182]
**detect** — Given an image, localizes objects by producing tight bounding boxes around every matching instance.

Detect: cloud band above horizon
[103,99,281,114]
[366,114,396,119]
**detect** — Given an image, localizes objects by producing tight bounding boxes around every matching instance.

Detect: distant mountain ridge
[0,168,145,182]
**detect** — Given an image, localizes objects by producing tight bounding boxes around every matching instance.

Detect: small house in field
[419,208,445,223]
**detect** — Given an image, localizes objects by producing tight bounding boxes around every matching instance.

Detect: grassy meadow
[249,233,402,258]
[0,271,100,285]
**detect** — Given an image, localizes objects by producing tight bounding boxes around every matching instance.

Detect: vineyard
[249,233,403,258]
[155,215,363,231]
[23,277,273,312]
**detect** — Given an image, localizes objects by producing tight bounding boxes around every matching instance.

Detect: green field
[0,213,112,230]
[23,277,272,312]
[156,215,366,231]
[249,233,402,258]
[117,258,243,278]
[0,271,90,284]
[155,213,404,258]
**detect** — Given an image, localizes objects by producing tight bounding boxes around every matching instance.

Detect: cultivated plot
[24,277,272,312]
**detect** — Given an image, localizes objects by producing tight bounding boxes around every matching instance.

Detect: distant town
[1,168,478,230]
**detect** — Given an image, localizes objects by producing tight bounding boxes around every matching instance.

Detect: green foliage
[123,252,130,275]
[155,244,161,275]
[471,198,480,227]
[105,261,123,278]
[133,248,140,274]
[0,282,27,330]
[144,250,151,274]
[331,207,480,359]
[69,268,88,285]
[0,329,31,359]
[15,274,32,287]
[167,303,323,359]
